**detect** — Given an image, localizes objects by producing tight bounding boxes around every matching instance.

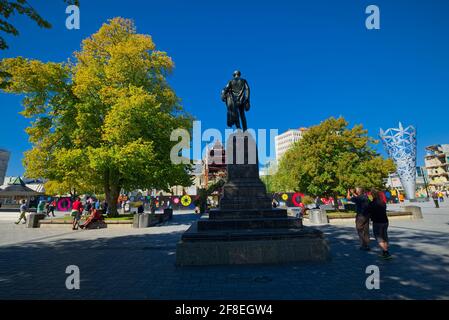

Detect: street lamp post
[420,166,430,200]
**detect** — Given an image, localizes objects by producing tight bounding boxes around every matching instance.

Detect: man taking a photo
[347,187,371,251]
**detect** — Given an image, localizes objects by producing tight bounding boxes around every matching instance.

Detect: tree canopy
[272,117,395,198]
[0,17,193,215]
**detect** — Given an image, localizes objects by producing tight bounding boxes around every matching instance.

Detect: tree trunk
[104,168,121,217]
[106,188,120,217]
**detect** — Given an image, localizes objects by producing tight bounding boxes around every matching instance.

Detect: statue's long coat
[221,77,250,128]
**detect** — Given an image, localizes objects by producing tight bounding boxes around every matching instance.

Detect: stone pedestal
[177,230,329,266]
[403,205,423,220]
[218,132,272,210]
[133,210,174,228]
[139,213,150,228]
[133,214,140,228]
[26,213,46,228]
[176,131,330,266]
[308,208,329,225]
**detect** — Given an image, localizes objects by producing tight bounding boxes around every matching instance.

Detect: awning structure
[0,177,44,197]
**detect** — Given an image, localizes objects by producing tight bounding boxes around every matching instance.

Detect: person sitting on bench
[80,208,104,229]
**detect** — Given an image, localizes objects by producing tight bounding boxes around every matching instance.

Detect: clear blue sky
[1,0,449,176]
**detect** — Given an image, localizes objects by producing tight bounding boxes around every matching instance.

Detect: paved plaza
[0,201,448,300]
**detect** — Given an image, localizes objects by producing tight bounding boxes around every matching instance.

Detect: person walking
[15,199,28,224]
[368,190,392,260]
[46,199,56,217]
[50,199,57,217]
[37,200,46,215]
[71,197,83,230]
[150,198,156,214]
[438,191,444,203]
[432,192,440,208]
[347,187,371,250]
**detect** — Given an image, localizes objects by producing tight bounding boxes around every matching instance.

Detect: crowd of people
[71,197,108,230]
[14,196,109,230]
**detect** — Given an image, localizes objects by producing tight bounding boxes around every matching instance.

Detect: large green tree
[260,161,278,193]
[272,117,395,206]
[0,17,193,216]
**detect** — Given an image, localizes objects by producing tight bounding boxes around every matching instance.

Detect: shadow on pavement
[0,214,448,300]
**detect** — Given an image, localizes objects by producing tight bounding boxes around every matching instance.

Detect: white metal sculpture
[380,123,417,200]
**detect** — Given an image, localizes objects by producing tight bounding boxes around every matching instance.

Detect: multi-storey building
[203,140,227,188]
[424,144,449,189]
[274,128,308,163]
[0,149,10,186]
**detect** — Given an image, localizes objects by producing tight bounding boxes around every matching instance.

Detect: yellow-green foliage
[0,18,193,214]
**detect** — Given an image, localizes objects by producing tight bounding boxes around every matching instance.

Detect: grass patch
[326,212,357,219]
[324,210,357,219]
[303,210,356,219]
[325,210,357,214]
[105,214,134,221]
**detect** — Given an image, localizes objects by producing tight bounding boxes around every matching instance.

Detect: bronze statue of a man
[221,70,250,131]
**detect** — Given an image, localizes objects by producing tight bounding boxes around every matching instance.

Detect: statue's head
[233,70,241,78]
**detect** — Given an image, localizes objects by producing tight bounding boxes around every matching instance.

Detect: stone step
[209,208,288,220]
[182,223,321,242]
[176,235,330,266]
[197,217,302,231]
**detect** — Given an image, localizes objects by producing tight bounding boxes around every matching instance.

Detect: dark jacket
[350,194,370,217]
[137,205,144,214]
[368,199,388,224]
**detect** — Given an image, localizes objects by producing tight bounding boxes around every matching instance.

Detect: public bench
[133,208,173,228]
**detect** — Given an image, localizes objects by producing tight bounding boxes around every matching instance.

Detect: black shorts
[373,222,389,242]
